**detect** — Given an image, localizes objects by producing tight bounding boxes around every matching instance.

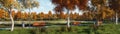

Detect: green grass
[0,23,120,34]
[0,26,90,34]
[95,24,120,34]
[0,29,32,34]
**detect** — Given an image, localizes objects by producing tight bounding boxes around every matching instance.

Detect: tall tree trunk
[67,10,70,27]
[116,12,118,25]
[10,14,14,31]
[9,9,14,31]
[29,8,31,27]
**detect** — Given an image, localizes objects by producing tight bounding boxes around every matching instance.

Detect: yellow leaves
[88,12,94,20]
[91,0,98,5]
[75,0,79,4]
[52,0,88,11]
[102,7,115,18]
[91,0,107,5]
[38,12,45,19]
[91,0,115,20]
[22,12,28,19]
[102,11,106,19]
[73,13,78,19]
[12,10,15,18]
[8,0,15,4]
[0,9,9,19]
[26,0,32,8]
[20,0,39,9]
[31,12,37,20]
[0,9,4,18]
[33,1,39,8]
[60,11,65,19]
[0,0,19,9]
[95,6,115,20]
[82,11,94,20]
[67,0,70,4]
[48,11,52,17]
[16,11,22,19]
[40,12,44,18]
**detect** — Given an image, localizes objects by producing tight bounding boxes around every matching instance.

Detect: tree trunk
[22,21,25,28]
[29,8,31,27]
[67,10,70,27]
[116,12,118,25]
[9,10,14,31]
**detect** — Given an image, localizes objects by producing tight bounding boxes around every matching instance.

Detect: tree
[109,0,120,24]
[0,0,20,31]
[51,0,88,27]
[48,11,52,20]
[22,12,28,20]
[70,12,73,19]
[18,0,39,27]
[12,10,16,19]
[18,0,39,18]
[72,12,79,20]
[91,0,115,26]
[4,11,9,20]
[31,12,37,20]
[15,11,22,20]
[60,11,65,19]
[18,0,39,10]
[38,12,44,20]
[44,14,49,20]
[0,9,4,19]
[52,14,58,20]
[15,11,29,20]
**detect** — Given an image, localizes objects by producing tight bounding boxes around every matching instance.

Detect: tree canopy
[52,0,88,12]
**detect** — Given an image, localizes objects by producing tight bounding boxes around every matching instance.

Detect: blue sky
[25,0,83,15]
[26,0,55,14]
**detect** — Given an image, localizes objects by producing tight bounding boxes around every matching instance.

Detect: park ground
[0,21,120,34]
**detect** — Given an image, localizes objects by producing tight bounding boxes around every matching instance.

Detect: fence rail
[0,21,95,24]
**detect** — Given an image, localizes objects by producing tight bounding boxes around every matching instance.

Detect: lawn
[0,23,120,34]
